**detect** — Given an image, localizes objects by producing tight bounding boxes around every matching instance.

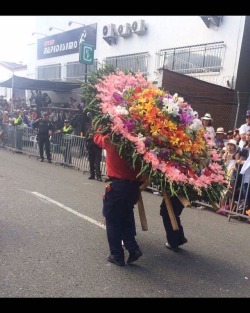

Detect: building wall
[29,16,245,104]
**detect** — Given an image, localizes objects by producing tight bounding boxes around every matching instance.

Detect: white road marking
[32,191,106,229]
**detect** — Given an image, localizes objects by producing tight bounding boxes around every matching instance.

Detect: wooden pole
[178,195,191,207]
[162,191,179,231]
[136,178,151,231]
[137,191,148,231]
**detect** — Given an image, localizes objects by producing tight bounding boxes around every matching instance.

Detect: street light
[68,21,85,27]
[49,27,65,32]
[32,32,47,36]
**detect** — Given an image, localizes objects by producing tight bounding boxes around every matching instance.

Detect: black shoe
[127,249,142,264]
[40,158,44,162]
[179,237,188,246]
[107,255,125,266]
[97,177,102,181]
[48,160,52,163]
[165,242,179,252]
[88,176,95,180]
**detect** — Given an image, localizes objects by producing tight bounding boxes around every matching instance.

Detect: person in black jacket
[86,128,102,181]
[32,112,54,163]
[35,90,43,118]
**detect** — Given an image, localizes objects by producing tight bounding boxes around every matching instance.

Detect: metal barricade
[222,163,250,222]
[1,124,107,178]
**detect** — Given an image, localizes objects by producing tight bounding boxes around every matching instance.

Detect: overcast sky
[0,16,35,79]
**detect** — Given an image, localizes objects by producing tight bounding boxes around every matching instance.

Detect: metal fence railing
[1,123,107,177]
[221,163,250,222]
[1,122,250,224]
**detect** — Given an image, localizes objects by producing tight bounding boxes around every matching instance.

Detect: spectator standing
[35,90,43,118]
[233,128,240,146]
[214,127,227,152]
[22,110,30,127]
[239,110,250,150]
[32,112,54,163]
[12,111,23,151]
[201,113,215,140]
[56,119,74,164]
[42,93,52,107]
[221,139,240,209]
[86,128,102,181]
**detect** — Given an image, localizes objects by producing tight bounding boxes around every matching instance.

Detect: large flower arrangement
[88,70,228,204]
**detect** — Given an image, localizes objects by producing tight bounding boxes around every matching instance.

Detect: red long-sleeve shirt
[94,133,140,181]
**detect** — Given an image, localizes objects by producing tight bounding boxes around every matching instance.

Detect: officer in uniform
[94,130,143,266]
[12,111,23,151]
[160,195,188,252]
[56,119,74,164]
[86,128,102,181]
[32,112,54,163]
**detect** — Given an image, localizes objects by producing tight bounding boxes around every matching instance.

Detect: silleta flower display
[90,70,228,204]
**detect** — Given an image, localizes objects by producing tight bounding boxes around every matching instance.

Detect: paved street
[0,148,249,298]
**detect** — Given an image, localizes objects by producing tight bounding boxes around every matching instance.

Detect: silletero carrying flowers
[88,69,228,206]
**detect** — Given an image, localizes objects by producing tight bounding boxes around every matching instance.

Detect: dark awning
[0,75,82,92]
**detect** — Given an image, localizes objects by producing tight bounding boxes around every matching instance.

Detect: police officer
[56,119,74,164]
[12,111,23,151]
[94,130,142,266]
[86,128,102,181]
[160,195,188,252]
[32,112,54,163]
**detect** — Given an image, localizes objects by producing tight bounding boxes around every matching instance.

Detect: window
[158,42,225,75]
[37,64,61,80]
[66,60,98,81]
[104,52,149,75]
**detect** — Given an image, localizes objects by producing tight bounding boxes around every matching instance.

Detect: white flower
[115,105,129,115]
[137,133,146,141]
[189,118,202,132]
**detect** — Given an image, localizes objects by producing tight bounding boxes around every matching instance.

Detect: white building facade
[28,16,246,104]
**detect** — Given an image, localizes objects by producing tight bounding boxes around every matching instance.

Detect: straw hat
[216,127,225,134]
[201,113,213,121]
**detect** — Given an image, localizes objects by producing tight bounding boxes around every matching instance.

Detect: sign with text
[37,24,97,60]
[79,43,94,65]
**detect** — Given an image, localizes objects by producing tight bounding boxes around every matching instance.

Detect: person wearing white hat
[238,110,250,150]
[223,139,240,170]
[201,113,215,140]
[220,139,240,210]
[215,127,226,151]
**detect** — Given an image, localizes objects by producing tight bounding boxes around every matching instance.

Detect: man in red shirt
[94,131,142,266]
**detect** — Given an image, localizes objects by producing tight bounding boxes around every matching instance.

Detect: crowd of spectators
[0,92,86,135]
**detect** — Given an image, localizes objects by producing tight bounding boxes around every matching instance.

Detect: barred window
[37,64,61,80]
[66,60,98,80]
[159,42,225,75]
[104,52,149,75]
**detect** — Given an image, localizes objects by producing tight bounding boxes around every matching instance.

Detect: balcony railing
[158,41,225,75]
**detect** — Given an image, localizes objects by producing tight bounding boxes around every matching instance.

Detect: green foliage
[81,63,117,117]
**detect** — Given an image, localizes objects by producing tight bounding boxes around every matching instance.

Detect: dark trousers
[15,128,23,151]
[160,196,186,248]
[38,135,51,160]
[88,148,102,177]
[64,141,72,164]
[103,179,140,261]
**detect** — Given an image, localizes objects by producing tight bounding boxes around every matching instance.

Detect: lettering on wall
[37,24,97,59]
